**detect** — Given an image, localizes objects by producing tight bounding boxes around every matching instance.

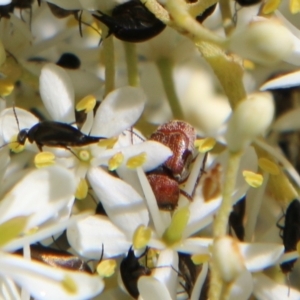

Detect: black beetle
[235,0,262,6]
[120,247,151,299]
[15,244,92,273]
[92,0,166,43]
[17,120,105,151]
[278,199,300,273]
[229,196,246,241]
[56,52,81,69]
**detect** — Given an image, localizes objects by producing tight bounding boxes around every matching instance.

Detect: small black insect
[195,3,217,23]
[278,199,300,273]
[17,120,105,151]
[15,244,92,273]
[120,247,151,299]
[235,0,262,6]
[92,0,166,42]
[56,52,81,69]
[229,196,246,241]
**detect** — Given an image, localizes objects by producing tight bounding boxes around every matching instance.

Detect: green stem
[103,35,115,96]
[209,151,242,300]
[123,42,140,87]
[156,58,184,119]
[219,0,235,36]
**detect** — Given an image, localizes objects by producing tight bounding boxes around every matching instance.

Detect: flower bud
[229,18,295,65]
[225,92,274,152]
[212,236,245,283]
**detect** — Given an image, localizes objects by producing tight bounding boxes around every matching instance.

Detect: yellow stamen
[78,149,91,162]
[9,136,25,153]
[75,178,88,200]
[108,152,124,171]
[133,225,152,249]
[191,254,210,265]
[126,152,147,169]
[96,259,117,277]
[242,170,263,188]
[61,275,77,294]
[195,137,216,153]
[0,78,14,96]
[290,0,300,14]
[24,226,39,235]
[34,152,55,168]
[76,95,96,113]
[0,216,28,247]
[243,60,255,70]
[162,207,190,246]
[258,157,279,175]
[98,137,118,149]
[262,0,281,14]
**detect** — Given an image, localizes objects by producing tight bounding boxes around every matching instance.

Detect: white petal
[238,243,284,272]
[0,0,11,4]
[39,63,75,123]
[191,262,208,300]
[228,269,253,300]
[88,167,149,239]
[67,215,131,259]
[0,252,104,300]
[138,249,178,300]
[0,108,39,144]
[253,273,300,300]
[272,108,300,132]
[0,166,76,230]
[175,237,212,254]
[91,86,146,137]
[260,70,300,91]
[3,212,91,252]
[92,141,173,172]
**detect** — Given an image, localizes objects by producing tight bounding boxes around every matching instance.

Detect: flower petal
[67,215,131,259]
[0,252,104,300]
[91,86,146,137]
[0,166,76,230]
[88,167,149,239]
[39,63,75,123]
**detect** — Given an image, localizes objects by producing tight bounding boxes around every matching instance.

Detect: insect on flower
[120,247,151,299]
[11,107,106,152]
[15,244,92,273]
[56,52,81,70]
[92,0,166,42]
[147,120,201,211]
[277,199,300,273]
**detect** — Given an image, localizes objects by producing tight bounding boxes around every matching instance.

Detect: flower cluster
[0,0,300,300]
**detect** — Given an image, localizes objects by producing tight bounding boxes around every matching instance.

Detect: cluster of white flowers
[0,0,300,300]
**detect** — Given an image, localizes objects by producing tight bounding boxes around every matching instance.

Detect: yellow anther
[133,225,152,249]
[0,78,14,96]
[96,259,117,277]
[290,0,300,14]
[108,152,124,171]
[262,0,281,14]
[76,95,96,113]
[75,178,88,200]
[243,60,255,70]
[126,152,147,169]
[34,152,55,168]
[9,141,25,153]
[61,275,77,294]
[163,207,190,246]
[191,254,210,265]
[78,149,91,162]
[258,158,280,175]
[242,170,263,188]
[195,137,216,153]
[98,137,118,149]
[0,216,28,247]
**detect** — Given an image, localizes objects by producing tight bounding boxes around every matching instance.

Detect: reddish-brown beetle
[147,120,199,211]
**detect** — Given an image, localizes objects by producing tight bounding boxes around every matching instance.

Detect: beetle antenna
[13,105,21,133]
